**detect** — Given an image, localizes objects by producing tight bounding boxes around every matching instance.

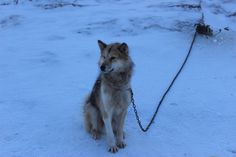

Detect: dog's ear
[118,42,129,54]
[98,40,107,51]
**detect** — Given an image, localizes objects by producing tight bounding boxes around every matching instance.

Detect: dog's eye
[110,57,116,61]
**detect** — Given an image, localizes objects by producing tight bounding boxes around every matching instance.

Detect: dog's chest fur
[100,72,131,114]
[101,85,130,110]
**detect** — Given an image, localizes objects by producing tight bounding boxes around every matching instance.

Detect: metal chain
[130,30,198,132]
[129,0,211,132]
[130,88,161,132]
[130,0,205,132]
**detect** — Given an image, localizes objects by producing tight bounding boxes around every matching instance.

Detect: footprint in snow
[0,15,23,29]
[28,51,60,66]
[169,102,178,106]
[47,35,66,41]
[39,51,59,65]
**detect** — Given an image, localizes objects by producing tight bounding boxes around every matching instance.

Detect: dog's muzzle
[100,65,113,73]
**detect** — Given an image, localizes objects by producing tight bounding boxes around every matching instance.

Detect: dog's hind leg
[84,103,101,140]
[90,105,102,140]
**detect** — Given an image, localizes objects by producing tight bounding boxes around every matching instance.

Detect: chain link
[130,88,161,132]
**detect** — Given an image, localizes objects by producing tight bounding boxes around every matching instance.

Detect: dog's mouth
[102,68,114,74]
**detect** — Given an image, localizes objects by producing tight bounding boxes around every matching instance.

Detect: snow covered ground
[0,0,236,156]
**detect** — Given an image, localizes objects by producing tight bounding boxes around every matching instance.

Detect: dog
[83,40,134,153]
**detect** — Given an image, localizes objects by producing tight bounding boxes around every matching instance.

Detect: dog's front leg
[116,110,127,148]
[103,112,118,153]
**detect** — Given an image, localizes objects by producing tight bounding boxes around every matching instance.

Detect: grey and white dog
[83,40,134,153]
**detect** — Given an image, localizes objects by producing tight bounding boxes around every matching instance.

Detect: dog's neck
[101,64,133,90]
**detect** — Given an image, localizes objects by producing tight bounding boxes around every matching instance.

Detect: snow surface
[0,0,236,156]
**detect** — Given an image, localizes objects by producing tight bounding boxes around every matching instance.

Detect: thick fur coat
[83,40,134,153]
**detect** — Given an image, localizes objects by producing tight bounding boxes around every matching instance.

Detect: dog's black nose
[100,65,105,71]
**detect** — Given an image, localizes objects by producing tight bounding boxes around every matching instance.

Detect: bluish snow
[0,0,236,156]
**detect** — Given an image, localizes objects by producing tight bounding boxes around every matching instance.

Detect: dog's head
[97,40,130,73]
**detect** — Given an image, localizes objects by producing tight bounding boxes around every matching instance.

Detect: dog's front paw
[108,145,119,153]
[117,141,126,149]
